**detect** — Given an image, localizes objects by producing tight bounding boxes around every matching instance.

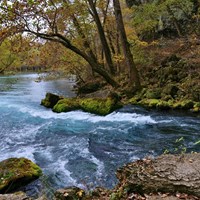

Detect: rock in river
[0,158,42,193]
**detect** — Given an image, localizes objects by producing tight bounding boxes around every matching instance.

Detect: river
[0,73,199,193]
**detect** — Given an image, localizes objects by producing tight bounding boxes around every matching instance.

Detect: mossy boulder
[53,98,80,113]
[41,93,63,108]
[52,96,122,116]
[0,158,42,193]
[79,97,120,116]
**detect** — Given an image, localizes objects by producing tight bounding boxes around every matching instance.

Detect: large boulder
[53,97,122,116]
[41,93,63,108]
[116,153,200,197]
[0,158,42,193]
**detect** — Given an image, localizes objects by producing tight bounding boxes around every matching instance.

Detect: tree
[113,0,141,89]
[0,0,142,91]
[0,36,24,73]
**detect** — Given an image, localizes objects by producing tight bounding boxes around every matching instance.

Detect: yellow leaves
[76,189,84,197]
[113,55,124,62]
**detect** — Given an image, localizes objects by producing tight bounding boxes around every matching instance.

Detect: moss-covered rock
[0,158,42,193]
[79,97,121,116]
[41,93,63,108]
[53,98,80,113]
[52,96,122,116]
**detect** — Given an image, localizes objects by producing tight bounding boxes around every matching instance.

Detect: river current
[0,73,199,191]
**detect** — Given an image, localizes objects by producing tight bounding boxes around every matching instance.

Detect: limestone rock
[116,153,200,197]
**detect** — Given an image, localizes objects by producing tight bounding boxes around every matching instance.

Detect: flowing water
[0,73,199,192]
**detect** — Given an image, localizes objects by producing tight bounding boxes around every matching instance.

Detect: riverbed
[0,73,199,191]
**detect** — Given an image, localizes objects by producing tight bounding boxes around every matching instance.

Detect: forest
[0,0,200,200]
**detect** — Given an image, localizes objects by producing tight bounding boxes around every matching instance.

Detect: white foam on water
[88,112,156,124]
[0,146,36,162]
[15,107,157,125]
[51,158,78,186]
[80,146,105,177]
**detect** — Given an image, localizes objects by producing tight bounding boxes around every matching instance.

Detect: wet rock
[41,93,63,108]
[54,187,85,200]
[0,158,42,193]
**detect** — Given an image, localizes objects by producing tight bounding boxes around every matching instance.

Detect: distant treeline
[17,66,47,72]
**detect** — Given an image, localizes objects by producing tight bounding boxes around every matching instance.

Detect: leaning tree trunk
[116,153,200,197]
[88,0,116,75]
[113,0,141,90]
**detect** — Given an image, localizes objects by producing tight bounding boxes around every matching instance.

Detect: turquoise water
[0,73,199,190]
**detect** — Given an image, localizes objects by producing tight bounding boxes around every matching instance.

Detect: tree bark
[88,0,116,75]
[116,153,200,197]
[113,0,141,90]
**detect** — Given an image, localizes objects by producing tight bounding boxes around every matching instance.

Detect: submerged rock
[0,158,42,193]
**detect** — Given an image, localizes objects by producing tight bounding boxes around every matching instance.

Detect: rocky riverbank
[40,54,200,115]
[0,154,200,199]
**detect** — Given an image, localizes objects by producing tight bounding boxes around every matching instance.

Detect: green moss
[109,192,121,200]
[139,99,160,108]
[156,100,171,110]
[53,98,80,113]
[80,97,121,116]
[41,93,62,108]
[41,99,51,108]
[191,102,200,113]
[129,96,141,104]
[0,158,42,193]
[173,100,194,110]
[53,97,122,115]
